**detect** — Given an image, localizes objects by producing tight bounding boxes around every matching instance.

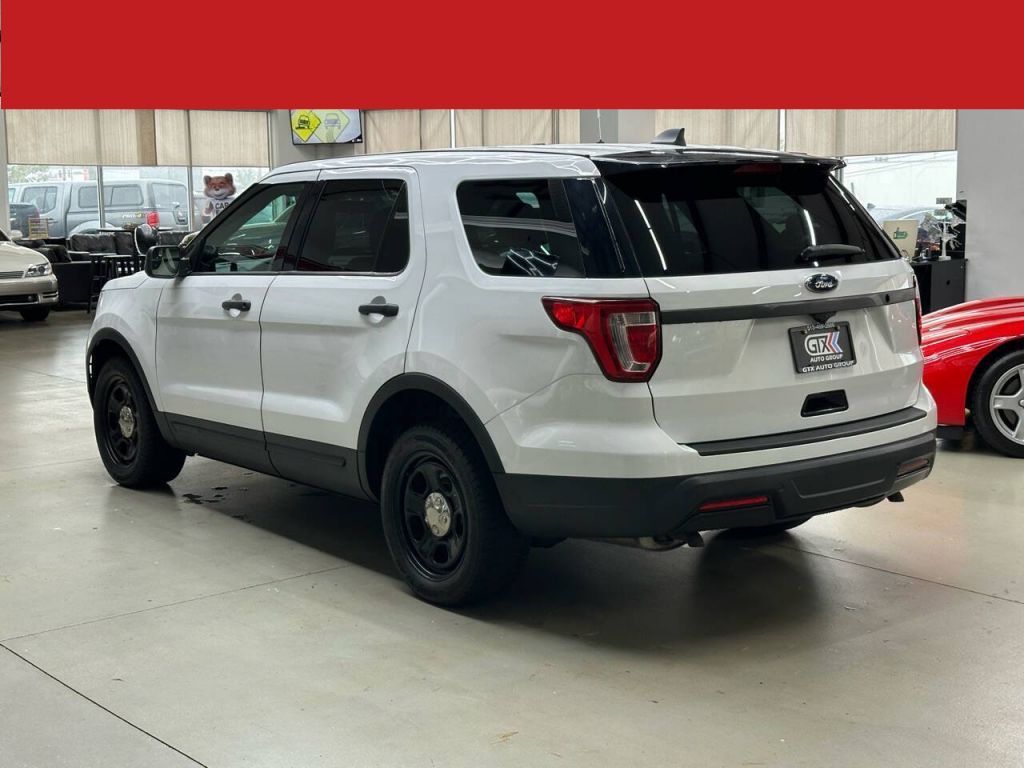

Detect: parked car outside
[86,142,936,605]
[922,297,1024,457]
[9,179,190,238]
[0,228,58,321]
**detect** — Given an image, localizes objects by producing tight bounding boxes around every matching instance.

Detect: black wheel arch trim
[87,328,176,446]
[357,373,506,498]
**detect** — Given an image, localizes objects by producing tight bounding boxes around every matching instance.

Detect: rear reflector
[542,297,661,382]
[698,495,770,513]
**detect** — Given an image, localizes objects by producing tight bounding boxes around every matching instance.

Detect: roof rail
[651,128,686,147]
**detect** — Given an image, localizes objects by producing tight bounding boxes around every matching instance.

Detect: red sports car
[922,297,1024,457]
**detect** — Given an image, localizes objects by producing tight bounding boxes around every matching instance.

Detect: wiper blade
[798,244,865,264]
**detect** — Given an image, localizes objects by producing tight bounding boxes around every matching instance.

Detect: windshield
[598,162,897,277]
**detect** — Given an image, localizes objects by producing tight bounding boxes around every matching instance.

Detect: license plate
[789,322,857,374]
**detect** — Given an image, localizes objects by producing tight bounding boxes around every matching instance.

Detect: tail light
[542,297,661,382]
[146,210,160,227]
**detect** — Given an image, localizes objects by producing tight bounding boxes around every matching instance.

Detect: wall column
[579,110,657,143]
[955,110,1024,300]
[0,112,9,235]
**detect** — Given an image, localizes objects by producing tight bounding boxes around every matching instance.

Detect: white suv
[87,141,937,604]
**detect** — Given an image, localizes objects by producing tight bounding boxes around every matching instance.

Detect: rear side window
[22,185,57,213]
[459,179,602,278]
[297,180,409,273]
[109,185,144,207]
[599,163,897,277]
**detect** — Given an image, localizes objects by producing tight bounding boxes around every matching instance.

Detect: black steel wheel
[102,376,140,466]
[398,454,469,579]
[93,356,186,487]
[381,423,528,605]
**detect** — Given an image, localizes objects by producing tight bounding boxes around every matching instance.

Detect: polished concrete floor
[1,311,1022,768]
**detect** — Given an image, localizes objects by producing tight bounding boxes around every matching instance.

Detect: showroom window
[7,164,98,238]
[297,180,409,273]
[457,178,587,278]
[840,151,957,213]
[839,151,959,258]
[192,166,270,227]
[20,184,58,214]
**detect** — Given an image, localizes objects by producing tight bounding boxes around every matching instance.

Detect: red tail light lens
[542,297,661,382]
[146,210,160,227]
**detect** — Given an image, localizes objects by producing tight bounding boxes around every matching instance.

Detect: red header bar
[3,0,1021,108]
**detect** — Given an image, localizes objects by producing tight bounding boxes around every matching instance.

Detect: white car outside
[0,229,58,321]
[86,141,937,605]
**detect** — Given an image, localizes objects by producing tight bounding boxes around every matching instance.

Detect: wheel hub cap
[424,492,452,537]
[990,364,1024,445]
[118,406,136,438]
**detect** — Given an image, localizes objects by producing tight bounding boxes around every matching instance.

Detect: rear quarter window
[456,178,625,278]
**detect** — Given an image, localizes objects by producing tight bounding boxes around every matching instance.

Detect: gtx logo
[806,273,839,292]
[805,331,843,356]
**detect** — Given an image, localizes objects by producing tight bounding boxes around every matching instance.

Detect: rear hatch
[598,157,922,445]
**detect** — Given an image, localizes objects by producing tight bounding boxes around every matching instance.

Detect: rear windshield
[598,162,897,277]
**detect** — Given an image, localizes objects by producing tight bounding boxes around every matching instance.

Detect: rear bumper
[495,431,936,538]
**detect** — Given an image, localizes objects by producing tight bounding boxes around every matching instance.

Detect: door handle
[222,299,251,312]
[359,302,399,318]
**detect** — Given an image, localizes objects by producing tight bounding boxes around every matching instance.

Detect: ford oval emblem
[806,273,839,293]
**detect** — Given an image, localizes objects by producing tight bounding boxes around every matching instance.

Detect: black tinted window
[599,163,896,276]
[457,179,588,278]
[297,180,409,273]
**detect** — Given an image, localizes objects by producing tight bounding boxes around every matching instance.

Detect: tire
[92,356,187,487]
[731,517,811,537]
[380,423,528,605]
[972,349,1024,458]
[20,308,50,322]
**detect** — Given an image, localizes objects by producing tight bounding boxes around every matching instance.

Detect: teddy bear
[202,173,236,223]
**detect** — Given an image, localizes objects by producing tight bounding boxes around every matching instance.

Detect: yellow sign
[289,110,362,144]
[291,110,322,143]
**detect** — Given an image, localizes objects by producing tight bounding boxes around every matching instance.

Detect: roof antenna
[596,109,604,143]
[652,127,686,146]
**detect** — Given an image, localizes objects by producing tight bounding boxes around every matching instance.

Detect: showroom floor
[1,312,1022,768]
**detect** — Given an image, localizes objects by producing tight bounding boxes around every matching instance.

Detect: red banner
[2,0,1021,108]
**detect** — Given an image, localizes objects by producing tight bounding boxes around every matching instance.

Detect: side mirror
[10,229,23,240]
[145,245,191,278]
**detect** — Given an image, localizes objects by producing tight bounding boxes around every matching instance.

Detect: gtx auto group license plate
[789,322,857,374]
